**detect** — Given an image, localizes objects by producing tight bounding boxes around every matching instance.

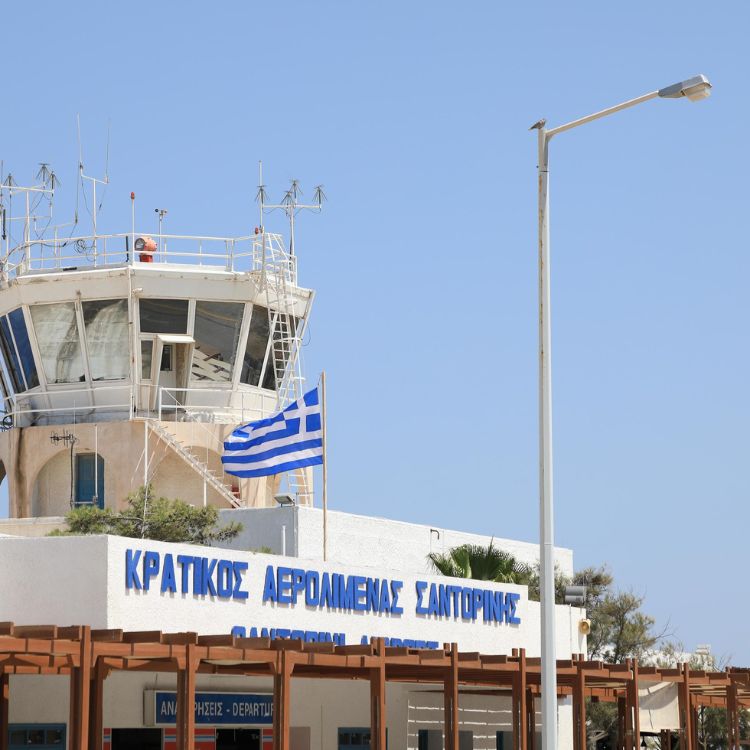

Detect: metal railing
[156,386,278,425]
[0,384,278,429]
[1,230,297,281]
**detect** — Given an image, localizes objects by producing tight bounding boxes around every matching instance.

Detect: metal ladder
[260,233,312,504]
[146,420,242,509]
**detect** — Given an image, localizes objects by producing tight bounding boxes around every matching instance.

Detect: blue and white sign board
[148,691,273,726]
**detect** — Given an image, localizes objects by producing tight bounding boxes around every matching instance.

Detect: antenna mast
[256,168,325,256]
[77,115,110,262]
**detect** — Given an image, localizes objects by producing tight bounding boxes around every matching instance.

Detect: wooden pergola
[1,622,749,750]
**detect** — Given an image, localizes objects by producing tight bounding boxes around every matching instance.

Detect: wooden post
[513,650,528,750]
[273,650,291,750]
[176,668,186,750]
[89,661,106,750]
[690,705,699,750]
[630,659,641,750]
[727,681,740,750]
[678,664,693,750]
[526,688,536,750]
[617,695,627,750]
[573,657,587,750]
[443,644,459,750]
[660,730,670,750]
[370,639,387,750]
[69,626,92,750]
[185,644,197,750]
[0,672,9,750]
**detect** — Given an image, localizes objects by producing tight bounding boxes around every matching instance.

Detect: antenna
[256,161,267,231]
[0,173,54,266]
[77,114,110,262]
[257,171,325,256]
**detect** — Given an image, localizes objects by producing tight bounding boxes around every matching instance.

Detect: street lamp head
[657,74,712,102]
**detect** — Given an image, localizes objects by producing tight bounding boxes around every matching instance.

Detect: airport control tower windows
[8,309,39,390]
[240,305,273,388]
[0,309,39,392]
[30,303,85,384]
[0,316,25,392]
[82,300,129,380]
[139,298,189,334]
[192,301,244,383]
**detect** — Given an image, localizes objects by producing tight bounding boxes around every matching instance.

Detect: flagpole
[321,370,328,562]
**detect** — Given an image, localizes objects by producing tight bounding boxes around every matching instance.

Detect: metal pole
[93,424,99,508]
[321,370,328,562]
[537,125,557,750]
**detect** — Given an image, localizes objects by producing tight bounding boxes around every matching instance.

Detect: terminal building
[0,181,683,750]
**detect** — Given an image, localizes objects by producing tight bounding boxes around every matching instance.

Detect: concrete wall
[0,420,282,519]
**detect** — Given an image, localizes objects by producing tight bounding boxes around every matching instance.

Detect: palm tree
[427,540,532,584]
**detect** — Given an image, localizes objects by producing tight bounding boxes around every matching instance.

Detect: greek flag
[221,388,323,478]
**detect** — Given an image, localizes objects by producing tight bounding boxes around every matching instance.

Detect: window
[160,344,173,372]
[459,731,473,750]
[82,299,129,380]
[338,728,372,749]
[418,730,442,750]
[30,303,85,384]
[8,308,39,389]
[192,300,244,382]
[240,305,272,387]
[141,340,153,379]
[8,725,66,750]
[139,298,189,334]
[0,315,24,391]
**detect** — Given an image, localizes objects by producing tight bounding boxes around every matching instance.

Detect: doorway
[216,728,261,750]
[75,453,104,508]
[151,335,194,414]
[110,728,162,750]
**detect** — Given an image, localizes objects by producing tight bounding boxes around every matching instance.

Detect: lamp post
[531,74,711,750]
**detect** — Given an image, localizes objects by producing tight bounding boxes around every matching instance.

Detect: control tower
[0,181,315,517]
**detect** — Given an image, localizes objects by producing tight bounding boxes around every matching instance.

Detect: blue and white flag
[221,388,323,478]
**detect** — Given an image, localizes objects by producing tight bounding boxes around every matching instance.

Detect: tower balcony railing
[1,384,279,428]
[1,231,297,283]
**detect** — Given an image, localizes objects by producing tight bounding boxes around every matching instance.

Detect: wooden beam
[444,644,459,750]
[273,649,291,750]
[370,638,386,750]
[629,660,641,750]
[69,626,92,750]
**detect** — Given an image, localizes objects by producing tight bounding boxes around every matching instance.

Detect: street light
[531,74,711,750]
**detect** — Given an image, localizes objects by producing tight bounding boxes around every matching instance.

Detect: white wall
[218,506,576,578]
[0,534,586,656]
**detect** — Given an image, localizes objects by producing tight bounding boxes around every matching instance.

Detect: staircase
[145,420,241,509]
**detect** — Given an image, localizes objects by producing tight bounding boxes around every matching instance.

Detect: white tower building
[0,180,315,517]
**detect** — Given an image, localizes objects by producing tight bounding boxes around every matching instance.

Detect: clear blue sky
[2,1,747,661]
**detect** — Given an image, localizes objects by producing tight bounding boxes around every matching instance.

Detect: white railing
[156,387,278,425]
[0,383,279,429]
[2,384,132,427]
[1,230,297,281]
